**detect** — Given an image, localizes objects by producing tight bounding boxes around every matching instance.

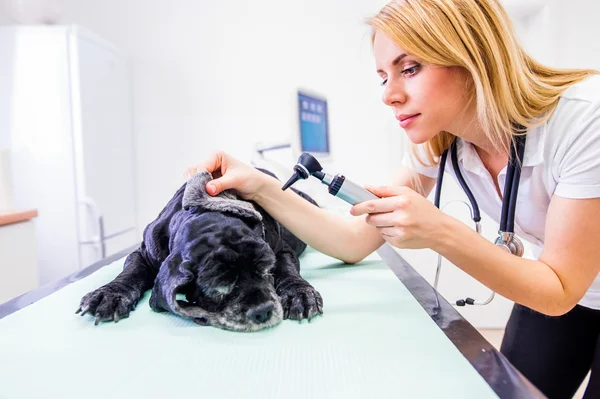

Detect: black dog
[76,169,323,332]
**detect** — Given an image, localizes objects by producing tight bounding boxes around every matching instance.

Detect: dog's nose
[247,302,274,324]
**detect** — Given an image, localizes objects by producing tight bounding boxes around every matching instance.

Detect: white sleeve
[401,144,439,179]
[554,111,600,199]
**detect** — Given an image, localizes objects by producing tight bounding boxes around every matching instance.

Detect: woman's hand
[184,151,269,200]
[350,185,448,250]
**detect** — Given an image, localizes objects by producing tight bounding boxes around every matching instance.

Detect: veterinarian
[185,1,600,397]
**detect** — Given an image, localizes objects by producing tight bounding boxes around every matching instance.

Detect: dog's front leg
[76,249,157,325]
[274,244,323,321]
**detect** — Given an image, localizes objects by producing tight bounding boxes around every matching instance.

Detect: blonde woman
[186,1,600,397]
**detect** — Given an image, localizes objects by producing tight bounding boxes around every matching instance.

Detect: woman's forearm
[434,216,572,316]
[254,177,383,264]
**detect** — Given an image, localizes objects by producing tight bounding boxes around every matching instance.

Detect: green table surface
[0,248,499,399]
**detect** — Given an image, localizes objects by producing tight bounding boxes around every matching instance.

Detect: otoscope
[281,152,380,205]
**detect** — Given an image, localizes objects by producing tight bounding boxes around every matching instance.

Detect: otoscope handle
[328,175,380,205]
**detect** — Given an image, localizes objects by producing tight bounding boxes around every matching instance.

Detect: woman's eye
[380,79,388,87]
[402,65,421,76]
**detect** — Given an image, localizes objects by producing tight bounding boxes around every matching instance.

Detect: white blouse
[404,75,600,310]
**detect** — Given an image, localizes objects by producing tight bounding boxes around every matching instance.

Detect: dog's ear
[182,172,263,225]
[149,259,212,319]
[149,259,193,314]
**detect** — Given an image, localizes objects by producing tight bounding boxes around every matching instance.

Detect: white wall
[0,2,11,25]
[48,0,399,229]
[549,0,600,70]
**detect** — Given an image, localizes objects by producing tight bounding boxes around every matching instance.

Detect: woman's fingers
[184,151,229,180]
[351,196,406,216]
[365,212,395,228]
[364,185,411,198]
[206,175,238,196]
[377,226,407,240]
[183,166,197,180]
[201,151,228,174]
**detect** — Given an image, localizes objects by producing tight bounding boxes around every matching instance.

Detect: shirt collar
[455,123,546,173]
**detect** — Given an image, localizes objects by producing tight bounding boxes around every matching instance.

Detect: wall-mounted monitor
[296,89,330,160]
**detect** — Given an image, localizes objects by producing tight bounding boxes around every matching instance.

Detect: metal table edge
[0,244,140,320]
[376,243,546,399]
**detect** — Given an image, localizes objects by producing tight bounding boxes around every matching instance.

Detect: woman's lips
[397,113,420,128]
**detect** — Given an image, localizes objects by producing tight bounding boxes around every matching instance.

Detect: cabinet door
[70,29,138,268]
[1,26,81,284]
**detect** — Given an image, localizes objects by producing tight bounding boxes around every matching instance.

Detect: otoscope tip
[282,173,301,191]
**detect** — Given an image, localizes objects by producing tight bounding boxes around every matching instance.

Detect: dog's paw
[278,283,323,321]
[76,282,140,325]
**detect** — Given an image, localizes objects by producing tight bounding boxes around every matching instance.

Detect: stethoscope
[433,129,527,306]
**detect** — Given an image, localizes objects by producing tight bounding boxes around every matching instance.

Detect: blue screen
[298,92,329,154]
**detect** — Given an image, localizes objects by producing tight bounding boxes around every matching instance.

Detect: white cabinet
[0,25,138,285]
[0,212,39,304]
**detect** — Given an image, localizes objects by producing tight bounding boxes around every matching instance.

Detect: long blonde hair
[367,0,598,168]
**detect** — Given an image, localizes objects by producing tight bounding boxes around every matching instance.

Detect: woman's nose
[382,79,407,107]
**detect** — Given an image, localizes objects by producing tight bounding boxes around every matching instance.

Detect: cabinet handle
[78,197,104,256]
[98,215,106,258]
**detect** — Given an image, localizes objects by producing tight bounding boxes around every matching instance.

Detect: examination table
[0,244,546,399]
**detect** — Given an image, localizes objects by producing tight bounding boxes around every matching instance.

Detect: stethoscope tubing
[432,129,527,306]
[435,134,527,234]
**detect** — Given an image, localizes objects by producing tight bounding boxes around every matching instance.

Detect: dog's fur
[76,169,323,332]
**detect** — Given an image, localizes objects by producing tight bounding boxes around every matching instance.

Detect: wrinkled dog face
[174,219,283,332]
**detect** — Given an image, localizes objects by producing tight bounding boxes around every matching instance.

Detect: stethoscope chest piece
[494,232,525,257]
